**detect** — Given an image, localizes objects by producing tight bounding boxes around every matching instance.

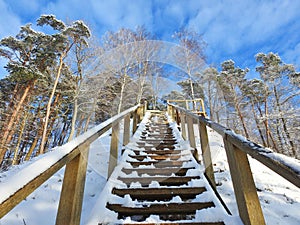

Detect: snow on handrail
[168,103,300,188]
[0,104,142,219]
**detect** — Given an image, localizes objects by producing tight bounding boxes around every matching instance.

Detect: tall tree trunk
[12,112,28,165]
[118,74,127,114]
[235,102,250,138]
[273,86,295,156]
[0,82,33,164]
[40,55,64,154]
[260,97,278,151]
[251,101,267,146]
[68,97,78,141]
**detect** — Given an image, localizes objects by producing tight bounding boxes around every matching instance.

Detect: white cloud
[0,0,22,38]
[282,42,300,69]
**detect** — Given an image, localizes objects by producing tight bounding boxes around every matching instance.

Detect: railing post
[223,137,265,225]
[180,112,187,140]
[132,109,139,135]
[143,101,147,115]
[175,109,180,125]
[108,120,120,178]
[198,120,216,188]
[56,143,90,225]
[123,114,131,146]
[186,115,196,149]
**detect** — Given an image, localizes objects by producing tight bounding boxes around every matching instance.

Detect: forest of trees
[0,15,299,170]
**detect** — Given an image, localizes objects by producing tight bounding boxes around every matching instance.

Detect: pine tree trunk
[12,112,28,165]
[260,97,278,151]
[235,102,250,138]
[68,97,78,141]
[273,86,295,156]
[40,55,64,154]
[0,82,33,164]
[252,101,267,146]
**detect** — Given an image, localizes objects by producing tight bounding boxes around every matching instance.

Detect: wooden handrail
[0,103,146,225]
[167,98,206,116]
[168,103,300,225]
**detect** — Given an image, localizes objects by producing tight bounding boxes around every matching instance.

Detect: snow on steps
[87,111,240,224]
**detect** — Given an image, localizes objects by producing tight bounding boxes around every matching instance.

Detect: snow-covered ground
[0,113,299,225]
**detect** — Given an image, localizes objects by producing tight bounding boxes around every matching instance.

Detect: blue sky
[1,0,300,78]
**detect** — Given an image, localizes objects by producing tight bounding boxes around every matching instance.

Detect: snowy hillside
[0,117,299,225]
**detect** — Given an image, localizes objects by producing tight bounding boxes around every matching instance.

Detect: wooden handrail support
[168,103,300,225]
[167,98,206,116]
[0,103,146,225]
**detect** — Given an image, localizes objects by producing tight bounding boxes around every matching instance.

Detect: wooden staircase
[96,111,229,224]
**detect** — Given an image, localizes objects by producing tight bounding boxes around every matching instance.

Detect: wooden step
[122,222,225,225]
[133,149,183,155]
[122,167,194,176]
[141,134,175,138]
[118,176,201,187]
[137,144,176,150]
[128,154,182,161]
[137,141,178,146]
[107,202,215,220]
[112,187,206,201]
[127,160,191,168]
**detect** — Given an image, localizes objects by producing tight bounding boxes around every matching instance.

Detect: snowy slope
[0,115,299,225]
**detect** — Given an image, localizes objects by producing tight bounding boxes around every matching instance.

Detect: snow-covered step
[126,160,192,168]
[128,154,183,161]
[121,167,195,176]
[118,176,201,187]
[107,202,216,221]
[112,187,207,201]
[132,149,182,155]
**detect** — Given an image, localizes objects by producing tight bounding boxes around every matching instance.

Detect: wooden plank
[180,112,187,140]
[123,114,131,146]
[127,160,191,168]
[122,222,224,225]
[118,176,201,187]
[198,121,216,189]
[107,202,215,215]
[112,187,206,201]
[108,121,120,178]
[186,115,196,149]
[128,154,182,161]
[223,138,265,225]
[132,109,138,134]
[56,144,89,225]
[121,167,194,176]
[226,133,300,188]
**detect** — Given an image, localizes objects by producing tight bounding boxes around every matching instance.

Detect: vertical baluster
[198,120,216,188]
[186,115,196,149]
[56,143,90,225]
[223,137,265,225]
[123,114,130,146]
[180,112,187,140]
[108,120,120,178]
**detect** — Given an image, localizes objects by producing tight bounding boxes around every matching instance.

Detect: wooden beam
[180,112,187,140]
[223,138,265,225]
[108,121,120,178]
[56,144,89,225]
[123,114,130,146]
[198,121,216,189]
[186,115,196,149]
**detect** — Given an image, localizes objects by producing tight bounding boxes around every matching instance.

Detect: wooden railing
[167,98,206,116]
[0,103,146,225]
[168,103,300,225]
